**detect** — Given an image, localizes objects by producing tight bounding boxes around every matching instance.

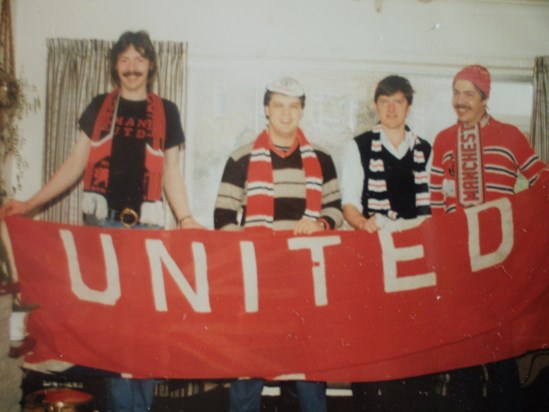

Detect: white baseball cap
[266,76,305,97]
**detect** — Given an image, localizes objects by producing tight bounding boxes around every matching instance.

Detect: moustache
[122,71,144,78]
[454,104,472,111]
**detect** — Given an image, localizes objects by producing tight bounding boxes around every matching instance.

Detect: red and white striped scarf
[82,89,166,202]
[245,128,323,229]
[366,126,430,219]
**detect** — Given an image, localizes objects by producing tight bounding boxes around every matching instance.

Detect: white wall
[11,0,549,226]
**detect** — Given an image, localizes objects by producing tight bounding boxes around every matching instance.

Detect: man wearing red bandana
[214,76,343,412]
[1,31,201,411]
[429,65,549,411]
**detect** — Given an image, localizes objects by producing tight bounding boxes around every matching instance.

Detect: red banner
[4,183,549,381]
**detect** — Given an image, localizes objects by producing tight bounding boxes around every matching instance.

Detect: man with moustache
[430,65,547,214]
[429,65,548,411]
[1,30,200,411]
[214,76,343,412]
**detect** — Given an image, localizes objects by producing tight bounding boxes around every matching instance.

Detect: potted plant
[0,67,39,340]
[0,67,39,408]
[0,62,40,334]
[0,65,39,344]
[0,66,39,205]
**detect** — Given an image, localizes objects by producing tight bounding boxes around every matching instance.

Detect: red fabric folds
[4,182,549,380]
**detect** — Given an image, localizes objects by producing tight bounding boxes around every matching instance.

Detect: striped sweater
[429,116,548,215]
[214,140,343,231]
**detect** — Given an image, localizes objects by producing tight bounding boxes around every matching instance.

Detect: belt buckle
[120,208,139,228]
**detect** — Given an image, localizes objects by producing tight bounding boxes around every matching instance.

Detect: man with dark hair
[1,30,200,411]
[341,75,431,234]
[340,74,436,411]
[373,75,415,107]
[214,76,343,412]
[110,31,158,92]
[429,64,549,412]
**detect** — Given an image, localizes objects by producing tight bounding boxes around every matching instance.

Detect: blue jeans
[107,378,156,412]
[85,213,161,411]
[230,379,327,412]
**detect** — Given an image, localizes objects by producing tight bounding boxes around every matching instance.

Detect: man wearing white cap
[430,65,549,411]
[214,76,343,412]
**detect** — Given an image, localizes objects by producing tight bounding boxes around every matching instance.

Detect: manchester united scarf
[245,128,323,229]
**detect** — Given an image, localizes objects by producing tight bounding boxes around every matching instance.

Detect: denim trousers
[229,379,327,412]
[85,214,161,411]
[107,378,156,412]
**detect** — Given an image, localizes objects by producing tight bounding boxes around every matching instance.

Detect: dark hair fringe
[110,31,157,92]
[374,75,415,105]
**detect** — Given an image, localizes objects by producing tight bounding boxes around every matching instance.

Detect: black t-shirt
[79,94,185,212]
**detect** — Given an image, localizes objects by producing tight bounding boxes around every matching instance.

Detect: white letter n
[146,239,211,313]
